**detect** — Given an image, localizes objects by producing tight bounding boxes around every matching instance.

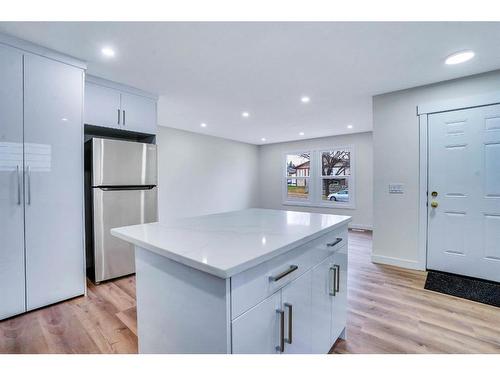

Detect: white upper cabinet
[84,77,157,135]
[120,92,157,134]
[84,82,121,129]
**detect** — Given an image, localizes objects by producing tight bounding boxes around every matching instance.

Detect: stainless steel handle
[123,110,126,125]
[117,109,121,124]
[329,266,336,296]
[276,309,285,352]
[327,238,343,247]
[284,303,292,344]
[26,165,31,205]
[269,265,298,282]
[16,165,21,205]
[335,264,340,292]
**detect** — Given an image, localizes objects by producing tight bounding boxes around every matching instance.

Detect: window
[283,147,354,208]
[285,152,310,201]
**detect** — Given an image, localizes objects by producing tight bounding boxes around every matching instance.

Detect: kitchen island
[111,208,351,354]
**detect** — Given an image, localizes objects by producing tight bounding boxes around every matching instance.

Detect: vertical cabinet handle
[334,264,340,292]
[284,303,292,344]
[123,110,126,126]
[117,109,121,125]
[329,266,337,296]
[16,165,21,205]
[26,165,31,205]
[276,309,285,353]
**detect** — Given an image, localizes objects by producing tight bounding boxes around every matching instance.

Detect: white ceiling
[1,22,500,144]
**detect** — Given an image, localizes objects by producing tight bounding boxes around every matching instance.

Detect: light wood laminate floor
[1,230,499,354]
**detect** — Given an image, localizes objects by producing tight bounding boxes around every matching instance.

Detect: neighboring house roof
[295,161,310,169]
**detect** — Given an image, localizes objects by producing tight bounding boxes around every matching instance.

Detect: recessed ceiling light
[261,137,266,142]
[301,96,310,103]
[445,50,475,65]
[299,132,305,136]
[101,47,115,58]
[200,123,207,128]
[61,117,68,122]
[347,124,353,129]
[242,112,250,118]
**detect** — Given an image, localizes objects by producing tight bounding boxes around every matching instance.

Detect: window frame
[282,145,356,209]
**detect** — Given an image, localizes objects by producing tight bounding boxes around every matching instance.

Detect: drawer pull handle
[284,303,292,344]
[269,265,298,282]
[334,264,340,292]
[327,238,343,247]
[329,266,337,296]
[276,309,285,353]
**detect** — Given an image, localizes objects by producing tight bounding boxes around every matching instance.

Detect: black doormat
[424,271,500,308]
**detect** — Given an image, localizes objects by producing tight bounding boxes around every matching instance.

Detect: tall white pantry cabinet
[0,38,86,320]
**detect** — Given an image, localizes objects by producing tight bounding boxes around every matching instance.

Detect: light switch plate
[389,183,404,194]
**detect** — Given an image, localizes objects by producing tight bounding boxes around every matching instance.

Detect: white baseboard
[371,254,425,271]
[348,223,373,231]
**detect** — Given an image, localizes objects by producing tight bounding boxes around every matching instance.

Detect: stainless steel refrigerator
[85,138,158,284]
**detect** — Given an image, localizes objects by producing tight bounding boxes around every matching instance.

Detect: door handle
[276,309,285,353]
[269,265,298,282]
[327,238,343,247]
[26,165,31,205]
[117,108,121,125]
[16,165,21,205]
[430,201,438,208]
[123,110,126,125]
[284,303,292,344]
[329,266,337,296]
[334,264,340,292]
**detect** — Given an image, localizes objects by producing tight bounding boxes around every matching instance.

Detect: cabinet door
[232,291,282,354]
[120,92,157,134]
[23,53,85,310]
[281,270,312,354]
[331,246,348,341]
[84,82,121,128]
[311,255,334,353]
[0,45,26,320]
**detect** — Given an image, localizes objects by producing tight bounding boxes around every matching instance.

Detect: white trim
[417,114,429,271]
[86,74,158,100]
[371,254,424,271]
[0,32,87,70]
[417,91,500,115]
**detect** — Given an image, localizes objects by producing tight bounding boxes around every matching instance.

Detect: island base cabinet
[232,292,282,354]
[280,271,313,354]
[311,256,335,353]
[331,247,348,341]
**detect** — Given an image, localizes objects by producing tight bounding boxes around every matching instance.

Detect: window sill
[282,200,356,210]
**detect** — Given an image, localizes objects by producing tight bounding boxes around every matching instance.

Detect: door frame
[416,92,500,270]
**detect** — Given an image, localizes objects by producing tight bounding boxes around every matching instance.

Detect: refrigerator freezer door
[92,138,157,187]
[93,187,158,282]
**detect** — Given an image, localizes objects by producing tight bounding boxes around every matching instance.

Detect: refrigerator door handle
[97,185,156,191]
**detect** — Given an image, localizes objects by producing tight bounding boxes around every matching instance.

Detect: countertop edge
[111,216,351,279]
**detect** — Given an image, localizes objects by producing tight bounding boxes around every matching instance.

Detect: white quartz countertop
[111,208,351,278]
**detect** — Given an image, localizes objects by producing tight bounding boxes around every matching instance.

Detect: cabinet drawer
[231,225,348,319]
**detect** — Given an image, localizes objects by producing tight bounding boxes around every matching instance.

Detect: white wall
[258,132,373,229]
[373,70,500,270]
[156,126,260,223]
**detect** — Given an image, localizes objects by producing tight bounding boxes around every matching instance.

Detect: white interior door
[23,53,85,310]
[0,45,26,319]
[428,103,500,282]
